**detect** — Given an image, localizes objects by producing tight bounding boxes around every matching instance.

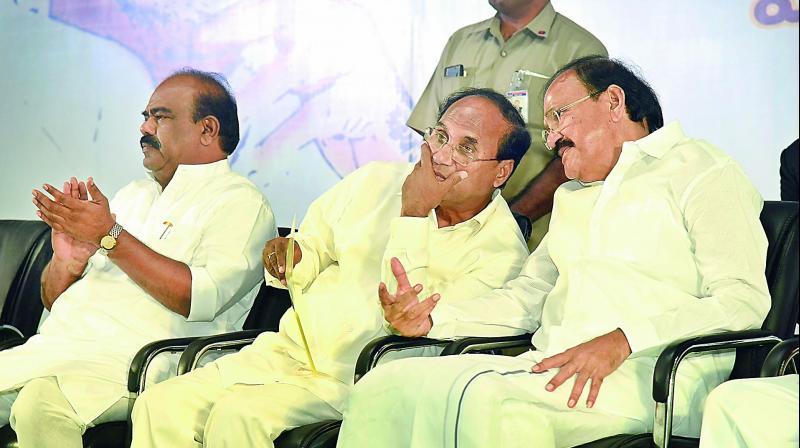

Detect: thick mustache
[140,134,161,150]
[554,139,574,157]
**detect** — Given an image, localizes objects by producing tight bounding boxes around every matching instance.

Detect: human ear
[605,85,626,123]
[493,160,514,188]
[199,116,220,146]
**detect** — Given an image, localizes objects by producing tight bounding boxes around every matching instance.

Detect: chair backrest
[0,220,52,337]
[759,201,799,338]
[242,226,293,331]
[731,201,799,379]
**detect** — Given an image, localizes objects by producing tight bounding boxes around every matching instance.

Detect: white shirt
[214,162,529,410]
[429,121,771,358]
[1,160,276,422]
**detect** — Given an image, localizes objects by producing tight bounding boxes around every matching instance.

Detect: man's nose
[430,144,454,165]
[546,129,563,151]
[140,117,155,135]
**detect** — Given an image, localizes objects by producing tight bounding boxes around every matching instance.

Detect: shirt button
[500,50,507,57]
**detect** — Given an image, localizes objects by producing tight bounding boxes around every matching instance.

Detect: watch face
[100,235,117,251]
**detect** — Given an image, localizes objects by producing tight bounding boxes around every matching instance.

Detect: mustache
[140,134,161,150]
[554,138,574,156]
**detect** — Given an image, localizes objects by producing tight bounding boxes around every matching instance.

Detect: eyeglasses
[541,90,604,151]
[423,127,499,166]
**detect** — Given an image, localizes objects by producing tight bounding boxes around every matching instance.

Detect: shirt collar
[523,1,557,39]
[433,189,503,233]
[626,121,686,159]
[147,159,230,194]
[480,2,557,41]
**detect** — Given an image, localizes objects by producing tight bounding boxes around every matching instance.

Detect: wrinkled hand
[263,237,302,285]
[33,177,113,265]
[401,143,468,217]
[532,328,631,409]
[378,257,440,337]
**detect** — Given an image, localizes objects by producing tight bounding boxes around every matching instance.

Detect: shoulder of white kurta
[477,194,528,254]
[205,170,270,206]
[344,161,413,186]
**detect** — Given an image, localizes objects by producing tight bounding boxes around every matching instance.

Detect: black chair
[0,226,293,448]
[439,201,798,448]
[0,220,51,349]
[760,335,798,378]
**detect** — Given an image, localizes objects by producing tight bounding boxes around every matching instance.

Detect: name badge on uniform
[506,90,529,124]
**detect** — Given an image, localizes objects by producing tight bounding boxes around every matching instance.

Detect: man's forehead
[544,71,586,107]
[147,76,198,110]
[441,96,504,136]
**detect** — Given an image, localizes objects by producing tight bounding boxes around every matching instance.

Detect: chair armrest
[353,335,450,383]
[127,336,199,394]
[651,329,781,448]
[0,325,25,349]
[177,329,268,375]
[440,333,534,356]
[760,336,799,377]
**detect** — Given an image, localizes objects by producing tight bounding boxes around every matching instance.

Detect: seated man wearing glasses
[130,88,531,448]
[338,56,771,447]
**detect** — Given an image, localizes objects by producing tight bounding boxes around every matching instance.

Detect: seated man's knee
[133,381,182,422]
[205,392,278,441]
[11,377,78,431]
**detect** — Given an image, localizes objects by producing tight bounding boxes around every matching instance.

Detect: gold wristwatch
[99,222,124,255]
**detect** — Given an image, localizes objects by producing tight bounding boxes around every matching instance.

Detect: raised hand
[34,178,98,274]
[263,237,302,285]
[33,176,115,247]
[400,143,468,217]
[378,257,440,337]
[532,328,632,409]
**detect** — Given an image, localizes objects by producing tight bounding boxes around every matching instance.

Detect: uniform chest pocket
[441,66,474,92]
[149,222,203,264]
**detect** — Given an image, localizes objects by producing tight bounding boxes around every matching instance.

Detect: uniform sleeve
[618,162,771,354]
[426,234,558,339]
[187,191,277,322]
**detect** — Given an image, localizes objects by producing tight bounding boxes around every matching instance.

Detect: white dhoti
[339,350,730,448]
[699,374,799,448]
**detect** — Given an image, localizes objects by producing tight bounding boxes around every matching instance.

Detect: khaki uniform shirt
[408,2,607,248]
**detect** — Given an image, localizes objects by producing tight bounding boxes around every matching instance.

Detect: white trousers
[0,376,128,448]
[338,352,658,448]
[130,362,341,448]
[699,374,799,448]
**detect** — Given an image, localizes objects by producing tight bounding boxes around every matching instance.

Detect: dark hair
[544,56,663,133]
[168,68,240,155]
[437,88,531,183]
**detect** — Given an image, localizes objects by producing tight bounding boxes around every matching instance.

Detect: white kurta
[699,374,799,448]
[338,121,771,447]
[0,160,276,423]
[212,161,530,411]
